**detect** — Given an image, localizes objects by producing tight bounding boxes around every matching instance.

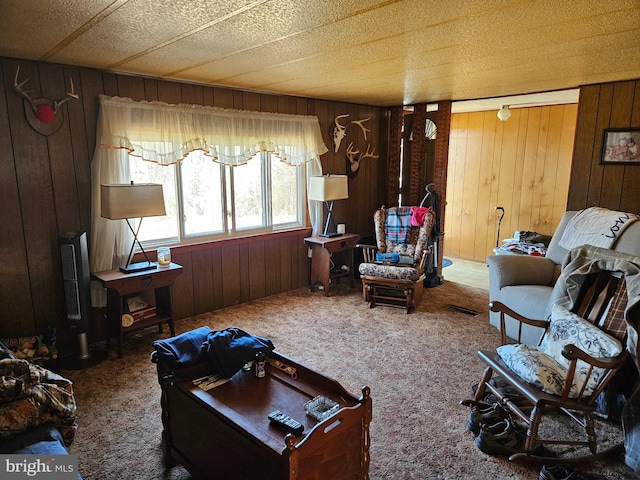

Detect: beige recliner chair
[487,209,640,345]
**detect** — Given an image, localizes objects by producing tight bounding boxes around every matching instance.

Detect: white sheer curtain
[97,95,327,165]
[90,95,327,306]
[306,157,323,236]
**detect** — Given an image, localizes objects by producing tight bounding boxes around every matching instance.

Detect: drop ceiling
[0,0,638,109]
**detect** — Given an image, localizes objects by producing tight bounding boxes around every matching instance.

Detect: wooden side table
[92,263,183,358]
[304,234,360,296]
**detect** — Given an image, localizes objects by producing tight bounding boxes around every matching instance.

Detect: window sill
[167,227,313,256]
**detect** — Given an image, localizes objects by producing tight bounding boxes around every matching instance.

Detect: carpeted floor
[62,280,639,479]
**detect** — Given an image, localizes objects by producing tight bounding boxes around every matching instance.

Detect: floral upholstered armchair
[358,205,435,313]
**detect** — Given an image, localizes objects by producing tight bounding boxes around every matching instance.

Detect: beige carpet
[62,280,638,479]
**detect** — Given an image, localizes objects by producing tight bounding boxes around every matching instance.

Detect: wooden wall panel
[221,245,241,308]
[0,61,33,329]
[568,79,640,212]
[445,104,578,262]
[264,238,281,298]
[192,250,215,314]
[475,111,497,260]
[0,56,384,353]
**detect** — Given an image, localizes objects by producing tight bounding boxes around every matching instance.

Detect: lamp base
[120,261,157,274]
[319,232,343,238]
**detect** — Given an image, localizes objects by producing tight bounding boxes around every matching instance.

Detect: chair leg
[404,288,412,313]
[525,405,542,454]
[474,366,494,402]
[585,412,597,454]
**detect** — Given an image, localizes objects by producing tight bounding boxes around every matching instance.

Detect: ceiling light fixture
[497,105,511,122]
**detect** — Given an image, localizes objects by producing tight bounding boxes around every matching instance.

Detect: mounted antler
[349,117,371,141]
[359,144,379,161]
[346,142,360,173]
[332,114,350,152]
[14,65,36,113]
[346,142,360,162]
[14,65,78,125]
[55,77,79,110]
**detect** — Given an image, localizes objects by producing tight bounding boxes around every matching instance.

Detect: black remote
[268,410,304,435]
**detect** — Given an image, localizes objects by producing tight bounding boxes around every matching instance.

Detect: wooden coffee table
[160,351,371,479]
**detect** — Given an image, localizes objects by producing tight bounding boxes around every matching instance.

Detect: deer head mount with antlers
[13,65,78,136]
[331,114,379,178]
[345,142,379,179]
[330,114,371,152]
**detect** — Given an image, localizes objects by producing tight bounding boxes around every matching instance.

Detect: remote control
[268,410,304,435]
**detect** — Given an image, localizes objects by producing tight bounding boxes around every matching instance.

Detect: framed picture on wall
[600,128,640,164]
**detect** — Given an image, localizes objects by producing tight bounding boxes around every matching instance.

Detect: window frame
[133,151,307,250]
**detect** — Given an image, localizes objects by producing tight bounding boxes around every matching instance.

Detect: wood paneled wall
[0,56,385,350]
[444,104,578,262]
[568,79,640,213]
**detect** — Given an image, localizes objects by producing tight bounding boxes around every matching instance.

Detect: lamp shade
[308,175,349,202]
[101,183,166,220]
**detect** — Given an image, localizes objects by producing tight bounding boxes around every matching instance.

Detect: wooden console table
[161,351,371,480]
[304,234,360,296]
[92,263,183,358]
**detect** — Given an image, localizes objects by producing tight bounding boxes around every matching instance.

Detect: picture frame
[600,128,640,164]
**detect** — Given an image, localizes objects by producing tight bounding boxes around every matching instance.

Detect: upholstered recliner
[358,205,435,313]
[488,208,640,346]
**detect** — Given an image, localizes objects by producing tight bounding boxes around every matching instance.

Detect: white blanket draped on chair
[558,207,640,250]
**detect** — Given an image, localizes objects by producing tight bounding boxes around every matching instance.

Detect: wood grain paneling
[568,79,640,213]
[445,104,578,262]
[0,56,384,352]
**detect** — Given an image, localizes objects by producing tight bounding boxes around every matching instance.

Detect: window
[129,150,305,246]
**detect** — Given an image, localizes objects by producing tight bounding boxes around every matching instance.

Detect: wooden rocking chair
[464,266,638,464]
[357,205,435,313]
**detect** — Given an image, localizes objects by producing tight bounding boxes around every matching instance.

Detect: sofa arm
[486,254,557,290]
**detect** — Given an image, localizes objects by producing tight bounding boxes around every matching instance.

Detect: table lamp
[101,182,166,273]
[308,174,349,237]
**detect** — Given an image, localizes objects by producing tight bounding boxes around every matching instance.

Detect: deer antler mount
[13,65,78,136]
[331,114,379,178]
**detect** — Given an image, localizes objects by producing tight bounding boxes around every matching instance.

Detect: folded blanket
[203,327,274,378]
[151,326,212,370]
[559,207,640,250]
[410,206,429,227]
[386,207,413,244]
[0,359,77,445]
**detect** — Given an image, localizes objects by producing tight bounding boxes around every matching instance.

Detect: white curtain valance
[97,94,328,166]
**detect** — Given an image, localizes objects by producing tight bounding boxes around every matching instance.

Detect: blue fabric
[0,424,82,479]
[385,207,412,244]
[204,327,274,378]
[151,326,212,370]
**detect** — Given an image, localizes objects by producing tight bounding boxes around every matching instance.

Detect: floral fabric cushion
[540,304,623,369]
[358,263,422,281]
[496,344,569,396]
[497,304,623,398]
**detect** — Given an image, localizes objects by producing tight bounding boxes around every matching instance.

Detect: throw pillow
[540,304,623,370]
[498,304,624,398]
[497,344,567,396]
